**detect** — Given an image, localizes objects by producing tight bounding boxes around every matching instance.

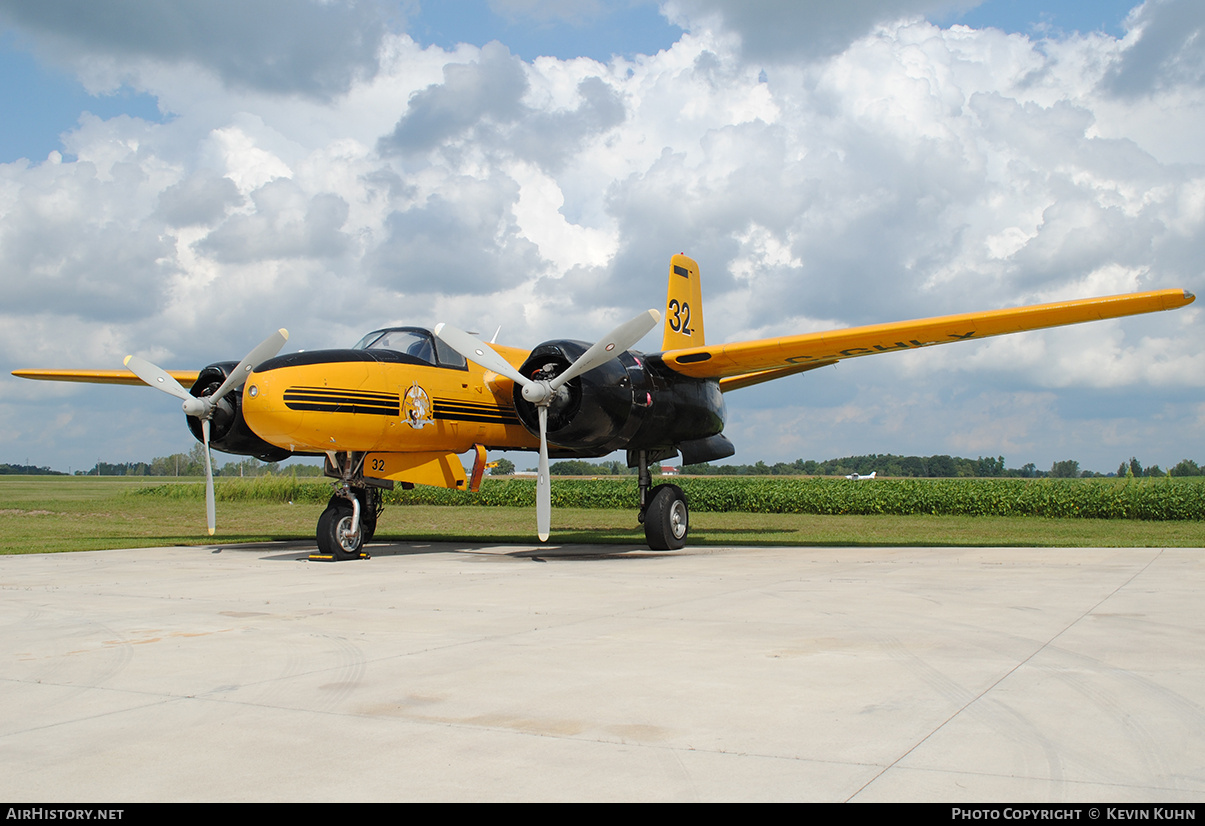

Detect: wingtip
[1185,290,1195,303]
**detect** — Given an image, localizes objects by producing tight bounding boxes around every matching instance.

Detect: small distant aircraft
[845,471,877,481]
[14,254,1194,556]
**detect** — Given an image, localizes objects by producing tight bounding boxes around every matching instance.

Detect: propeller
[436,310,660,542]
[124,329,289,536]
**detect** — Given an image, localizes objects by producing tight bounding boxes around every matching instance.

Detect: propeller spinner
[124,329,289,536]
[436,310,660,542]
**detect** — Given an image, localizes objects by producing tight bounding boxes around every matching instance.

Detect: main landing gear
[635,449,690,550]
[314,452,386,561]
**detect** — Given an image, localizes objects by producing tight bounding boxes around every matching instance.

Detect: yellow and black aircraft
[13,254,1195,557]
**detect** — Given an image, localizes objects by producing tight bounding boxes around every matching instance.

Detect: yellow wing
[11,369,201,386]
[657,289,1195,385]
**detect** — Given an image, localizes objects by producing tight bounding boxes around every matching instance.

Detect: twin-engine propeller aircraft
[14,254,1195,557]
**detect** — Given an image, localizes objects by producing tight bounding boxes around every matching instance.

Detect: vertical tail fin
[662,253,705,350]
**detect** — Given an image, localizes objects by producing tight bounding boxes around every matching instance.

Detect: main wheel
[317,499,365,560]
[644,484,689,550]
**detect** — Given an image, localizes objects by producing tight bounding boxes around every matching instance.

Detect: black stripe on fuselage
[284,386,399,416]
[281,386,522,425]
[433,400,521,425]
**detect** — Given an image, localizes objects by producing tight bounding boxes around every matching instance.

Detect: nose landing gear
[311,452,384,561]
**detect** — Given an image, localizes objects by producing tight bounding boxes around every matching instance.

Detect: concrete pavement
[1,541,1203,801]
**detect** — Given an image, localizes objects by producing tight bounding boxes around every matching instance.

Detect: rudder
[662,253,705,350]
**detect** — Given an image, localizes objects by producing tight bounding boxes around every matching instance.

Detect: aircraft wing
[658,289,1195,382]
[10,369,201,386]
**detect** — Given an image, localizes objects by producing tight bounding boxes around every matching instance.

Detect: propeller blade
[439,311,659,546]
[202,419,215,537]
[537,405,550,542]
[123,355,192,401]
[434,323,530,387]
[127,329,285,539]
[549,309,661,391]
[212,328,289,402]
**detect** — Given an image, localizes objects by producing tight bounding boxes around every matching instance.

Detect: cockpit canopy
[352,327,467,370]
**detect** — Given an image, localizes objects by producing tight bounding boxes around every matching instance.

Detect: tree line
[67,445,325,478]
[0,463,66,476]
[15,451,1203,480]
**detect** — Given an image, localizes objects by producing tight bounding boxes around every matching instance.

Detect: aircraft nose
[241,371,296,440]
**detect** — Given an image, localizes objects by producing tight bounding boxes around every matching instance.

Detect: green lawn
[1,475,1201,555]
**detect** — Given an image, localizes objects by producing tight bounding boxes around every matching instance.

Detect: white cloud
[0,0,390,98]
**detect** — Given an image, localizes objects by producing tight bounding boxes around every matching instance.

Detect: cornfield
[131,475,1205,520]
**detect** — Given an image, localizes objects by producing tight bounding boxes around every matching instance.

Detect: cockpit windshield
[352,327,467,369]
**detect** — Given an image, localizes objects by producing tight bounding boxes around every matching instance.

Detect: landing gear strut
[314,452,386,560]
[635,449,690,550]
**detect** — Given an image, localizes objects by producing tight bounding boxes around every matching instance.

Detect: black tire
[644,484,689,550]
[317,499,364,560]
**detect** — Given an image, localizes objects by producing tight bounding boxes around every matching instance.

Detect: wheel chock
[307,551,371,561]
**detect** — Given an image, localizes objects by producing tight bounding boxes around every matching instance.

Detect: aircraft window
[434,337,467,369]
[351,331,386,350]
[352,327,466,369]
[367,330,434,364]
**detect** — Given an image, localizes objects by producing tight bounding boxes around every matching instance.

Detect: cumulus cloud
[1104,0,1205,97]
[0,0,388,98]
[380,42,530,154]
[663,0,980,62]
[198,182,351,263]
[379,42,625,172]
[367,172,544,295]
[156,171,243,227]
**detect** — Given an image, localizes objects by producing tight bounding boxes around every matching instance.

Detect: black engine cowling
[512,341,728,459]
[186,363,293,462]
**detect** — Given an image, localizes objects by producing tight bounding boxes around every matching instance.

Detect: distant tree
[491,458,515,475]
[1129,457,1143,478]
[1050,460,1079,478]
[548,459,634,476]
[927,455,955,477]
[1170,459,1201,477]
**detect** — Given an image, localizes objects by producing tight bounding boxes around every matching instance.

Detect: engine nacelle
[186,362,293,462]
[513,341,727,459]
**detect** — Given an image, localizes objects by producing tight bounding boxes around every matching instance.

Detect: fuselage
[237,326,729,465]
[241,328,538,456]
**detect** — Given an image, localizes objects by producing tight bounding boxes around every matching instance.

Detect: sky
[1,0,1202,476]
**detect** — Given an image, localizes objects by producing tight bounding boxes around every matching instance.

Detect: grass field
[1,475,1202,555]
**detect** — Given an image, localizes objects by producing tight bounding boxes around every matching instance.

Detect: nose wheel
[317,499,364,560]
[315,488,378,561]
